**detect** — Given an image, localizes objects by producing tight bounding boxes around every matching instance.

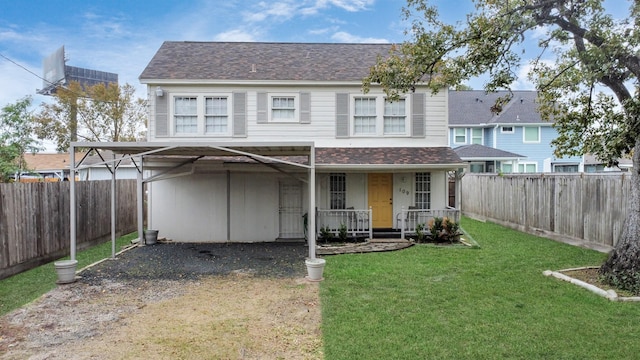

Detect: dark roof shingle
[140,42,395,82]
[315,147,462,165]
[453,144,525,159]
[448,90,548,125]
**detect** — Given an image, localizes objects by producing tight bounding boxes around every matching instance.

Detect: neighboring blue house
[448,90,583,173]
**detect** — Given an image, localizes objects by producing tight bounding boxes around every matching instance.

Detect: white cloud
[302,0,374,14]
[244,1,298,23]
[308,26,339,35]
[214,29,257,42]
[331,31,388,43]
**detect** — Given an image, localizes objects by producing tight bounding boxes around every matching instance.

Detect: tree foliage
[0,96,41,182]
[365,0,640,293]
[34,82,147,152]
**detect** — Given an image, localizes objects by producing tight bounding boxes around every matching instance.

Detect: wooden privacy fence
[461,173,631,249]
[0,180,137,279]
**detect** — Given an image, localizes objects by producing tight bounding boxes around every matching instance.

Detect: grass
[0,232,138,316]
[320,217,640,359]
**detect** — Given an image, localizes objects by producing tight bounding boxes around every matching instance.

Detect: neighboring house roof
[453,144,525,160]
[139,41,395,82]
[449,90,550,126]
[80,150,135,167]
[23,153,80,172]
[584,154,633,168]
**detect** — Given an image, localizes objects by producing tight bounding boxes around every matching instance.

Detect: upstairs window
[205,97,228,134]
[354,98,377,134]
[415,172,431,209]
[350,95,409,136]
[383,99,406,134]
[501,126,514,133]
[171,94,233,136]
[174,97,198,134]
[329,173,346,209]
[523,126,540,143]
[454,128,466,144]
[471,128,483,145]
[271,96,296,121]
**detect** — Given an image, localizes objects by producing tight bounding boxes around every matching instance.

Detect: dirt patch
[0,243,322,359]
[0,275,321,359]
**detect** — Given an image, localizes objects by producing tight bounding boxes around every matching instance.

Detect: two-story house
[126,41,463,245]
[448,90,582,173]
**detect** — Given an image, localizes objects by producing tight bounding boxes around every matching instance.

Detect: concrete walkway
[316,239,413,255]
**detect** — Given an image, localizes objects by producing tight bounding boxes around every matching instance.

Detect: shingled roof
[453,144,525,160]
[315,147,462,166]
[139,42,395,82]
[449,90,549,125]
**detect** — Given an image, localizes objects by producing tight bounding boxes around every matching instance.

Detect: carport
[68,141,317,261]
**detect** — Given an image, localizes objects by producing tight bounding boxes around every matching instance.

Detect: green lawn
[320,217,640,359]
[0,232,138,316]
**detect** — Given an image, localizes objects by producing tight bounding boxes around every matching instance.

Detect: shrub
[415,223,427,243]
[338,223,348,241]
[320,226,333,243]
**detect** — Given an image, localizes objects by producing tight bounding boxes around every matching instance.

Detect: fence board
[0,180,137,279]
[461,173,630,249]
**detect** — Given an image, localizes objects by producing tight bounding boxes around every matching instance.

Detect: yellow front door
[368,173,393,228]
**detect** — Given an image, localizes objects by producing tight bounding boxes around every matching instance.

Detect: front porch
[316,207,460,241]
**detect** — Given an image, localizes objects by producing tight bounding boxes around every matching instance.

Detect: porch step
[372,229,402,239]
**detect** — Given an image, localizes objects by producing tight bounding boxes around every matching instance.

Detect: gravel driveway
[81,241,310,282]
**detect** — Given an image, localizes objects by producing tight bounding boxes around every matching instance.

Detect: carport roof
[71,142,464,170]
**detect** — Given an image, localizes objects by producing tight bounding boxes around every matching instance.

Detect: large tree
[0,96,41,182]
[364,0,640,293]
[34,82,147,152]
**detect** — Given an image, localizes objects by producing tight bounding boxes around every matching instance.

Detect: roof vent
[250,64,257,73]
[520,98,523,103]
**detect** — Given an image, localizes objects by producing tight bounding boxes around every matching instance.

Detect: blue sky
[0,0,628,109]
[0,0,475,107]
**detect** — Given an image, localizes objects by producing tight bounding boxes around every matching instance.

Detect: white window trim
[170,93,233,137]
[268,93,299,123]
[453,128,467,144]
[501,126,514,134]
[523,126,541,143]
[350,94,410,137]
[501,162,514,173]
[517,162,538,173]
[471,128,483,145]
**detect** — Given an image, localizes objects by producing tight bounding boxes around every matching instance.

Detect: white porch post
[308,146,316,259]
[137,157,144,244]
[69,147,77,261]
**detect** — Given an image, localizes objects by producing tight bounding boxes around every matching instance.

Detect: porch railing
[399,207,461,240]
[317,208,373,240]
